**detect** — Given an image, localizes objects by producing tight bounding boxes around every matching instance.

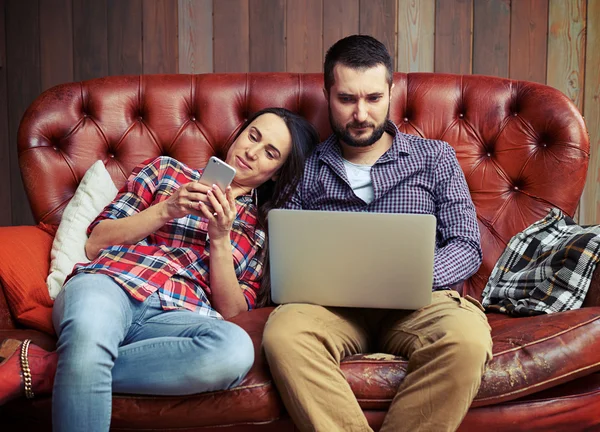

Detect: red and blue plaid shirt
[69,156,265,318]
[285,121,482,289]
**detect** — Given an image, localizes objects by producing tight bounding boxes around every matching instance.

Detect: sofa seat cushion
[4,306,600,428]
[341,308,600,410]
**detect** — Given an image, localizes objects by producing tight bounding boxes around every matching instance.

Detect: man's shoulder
[398,132,454,157]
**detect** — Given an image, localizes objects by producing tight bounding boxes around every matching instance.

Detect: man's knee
[440,322,492,372]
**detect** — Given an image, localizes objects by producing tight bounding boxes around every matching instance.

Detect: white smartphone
[199,156,236,191]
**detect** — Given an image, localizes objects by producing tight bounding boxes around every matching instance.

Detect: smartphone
[199,156,237,191]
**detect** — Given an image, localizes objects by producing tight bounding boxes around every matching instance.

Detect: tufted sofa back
[18,73,590,299]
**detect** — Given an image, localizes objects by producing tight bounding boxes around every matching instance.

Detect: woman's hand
[164,181,213,220]
[198,184,237,241]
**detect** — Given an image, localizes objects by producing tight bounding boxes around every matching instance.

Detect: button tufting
[403,117,409,122]
[52,146,58,151]
[458,113,464,118]
[514,186,519,190]
[513,112,518,117]
[487,152,491,157]
[108,153,115,158]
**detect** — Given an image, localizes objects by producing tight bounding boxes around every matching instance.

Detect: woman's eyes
[248,131,276,159]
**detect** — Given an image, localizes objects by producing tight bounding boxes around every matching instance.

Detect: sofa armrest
[0,225,55,334]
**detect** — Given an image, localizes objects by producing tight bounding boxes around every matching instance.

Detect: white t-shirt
[342,158,374,204]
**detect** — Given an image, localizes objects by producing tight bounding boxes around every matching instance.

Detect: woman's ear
[270,173,279,182]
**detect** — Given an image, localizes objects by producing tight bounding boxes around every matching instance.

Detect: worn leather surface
[2,73,595,430]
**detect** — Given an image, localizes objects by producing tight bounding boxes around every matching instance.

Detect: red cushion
[0,225,55,334]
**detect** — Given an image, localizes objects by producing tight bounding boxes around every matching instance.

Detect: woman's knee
[211,322,255,376]
[55,274,130,342]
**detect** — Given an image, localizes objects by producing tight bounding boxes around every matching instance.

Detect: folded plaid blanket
[481,208,600,316]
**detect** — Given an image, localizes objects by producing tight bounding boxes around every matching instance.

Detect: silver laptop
[268,209,436,310]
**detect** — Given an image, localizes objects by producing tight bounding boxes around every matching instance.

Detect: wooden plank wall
[1,0,599,225]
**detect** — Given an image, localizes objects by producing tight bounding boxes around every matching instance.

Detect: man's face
[326,64,392,148]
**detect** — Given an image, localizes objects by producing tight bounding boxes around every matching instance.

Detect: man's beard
[329,107,389,148]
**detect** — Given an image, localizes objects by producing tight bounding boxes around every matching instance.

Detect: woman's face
[226,113,293,190]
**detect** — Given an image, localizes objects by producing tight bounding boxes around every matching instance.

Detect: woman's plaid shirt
[285,122,482,289]
[68,156,265,318]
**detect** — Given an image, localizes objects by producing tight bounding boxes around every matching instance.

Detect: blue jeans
[51,273,254,432]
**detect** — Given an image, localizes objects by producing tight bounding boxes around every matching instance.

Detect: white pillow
[47,160,118,299]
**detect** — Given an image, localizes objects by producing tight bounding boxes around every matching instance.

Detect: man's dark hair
[324,35,393,93]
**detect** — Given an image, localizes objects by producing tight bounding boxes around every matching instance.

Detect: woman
[0,107,319,432]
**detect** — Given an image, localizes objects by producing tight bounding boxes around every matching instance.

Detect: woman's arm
[85,201,171,259]
[86,180,212,260]
[200,185,249,318]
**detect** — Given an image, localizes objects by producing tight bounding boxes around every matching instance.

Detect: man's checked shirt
[69,156,265,318]
[285,121,482,289]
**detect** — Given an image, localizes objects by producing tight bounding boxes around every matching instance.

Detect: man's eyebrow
[336,92,384,97]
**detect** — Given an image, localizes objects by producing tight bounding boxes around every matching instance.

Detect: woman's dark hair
[324,34,393,93]
[229,107,319,307]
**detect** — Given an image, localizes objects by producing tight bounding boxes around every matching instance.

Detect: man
[262,35,493,432]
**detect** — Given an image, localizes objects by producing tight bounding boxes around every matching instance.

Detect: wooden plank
[547,0,586,111]
[323,0,359,55]
[473,0,510,77]
[509,0,549,83]
[214,0,249,72]
[0,0,11,225]
[107,0,143,75]
[434,0,473,74]
[396,0,434,72]
[40,0,73,91]
[580,0,600,224]
[178,0,212,74]
[5,0,39,225]
[249,0,285,72]
[359,0,396,66]
[286,0,322,72]
[143,0,178,74]
[73,0,108,81]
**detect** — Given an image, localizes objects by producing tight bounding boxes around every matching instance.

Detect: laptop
[268,209,436,310]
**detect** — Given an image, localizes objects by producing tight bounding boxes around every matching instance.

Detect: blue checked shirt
[285,121,482,289]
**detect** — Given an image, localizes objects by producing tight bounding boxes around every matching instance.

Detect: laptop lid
[268,209,436,310]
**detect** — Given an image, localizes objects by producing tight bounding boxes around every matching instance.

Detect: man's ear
[323,87,329,102]
[390,83,395,100]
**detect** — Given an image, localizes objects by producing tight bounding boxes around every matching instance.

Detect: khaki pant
[263,290,493,432]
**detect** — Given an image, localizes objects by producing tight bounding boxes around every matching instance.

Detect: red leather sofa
[1,73,599,431]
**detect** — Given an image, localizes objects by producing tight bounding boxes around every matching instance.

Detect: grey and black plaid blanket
[481,208,600,316]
